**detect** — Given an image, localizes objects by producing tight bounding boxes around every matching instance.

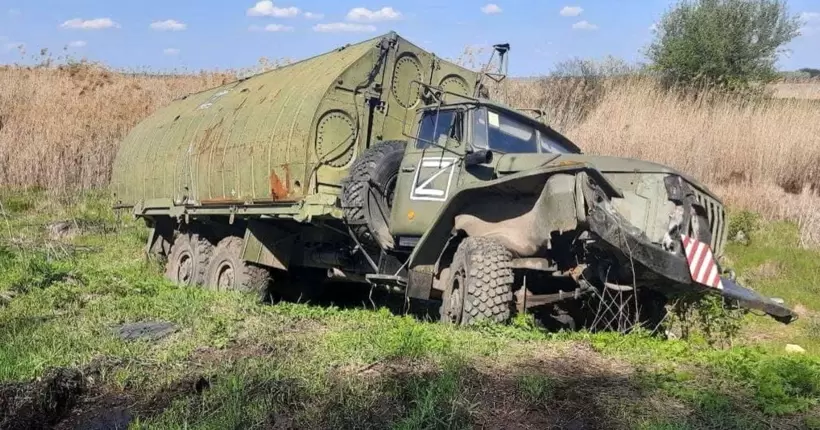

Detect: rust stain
[198,118,225,152]
[568,265,586,282]
[200,197,244,205]
[269,166,291,200]
[553,160,583,168]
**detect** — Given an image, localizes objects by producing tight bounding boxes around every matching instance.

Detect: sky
[1,0,818,77]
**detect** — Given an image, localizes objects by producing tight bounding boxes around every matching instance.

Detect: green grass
[1,190,820,429]
[722,211,820,354]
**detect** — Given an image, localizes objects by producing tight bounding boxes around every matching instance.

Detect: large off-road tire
[165,232,213,286]
[341,140,406,250]
[205,236,273,301]
[440,237,515,325]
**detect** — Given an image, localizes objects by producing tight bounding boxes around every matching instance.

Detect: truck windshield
[416,109,462,149]
[472,107,573,154]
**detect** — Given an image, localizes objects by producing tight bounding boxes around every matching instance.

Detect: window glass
[485,109,538,153]
[538,132,574,154]
[472,108,489,150]
[416,110,457,149]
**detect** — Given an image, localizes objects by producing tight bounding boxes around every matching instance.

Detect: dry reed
[0,63,231,190]
[770,80,820,100]
[497,76,820,245]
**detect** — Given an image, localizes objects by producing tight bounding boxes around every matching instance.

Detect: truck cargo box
[110,32,480,211]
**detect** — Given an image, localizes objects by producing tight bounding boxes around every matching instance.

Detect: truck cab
[348,93,797,328]
[389,99,582,247]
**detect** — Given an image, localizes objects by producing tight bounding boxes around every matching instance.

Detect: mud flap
[718,276,797,324]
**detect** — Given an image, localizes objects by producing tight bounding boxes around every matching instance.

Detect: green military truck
[111,31,795,330]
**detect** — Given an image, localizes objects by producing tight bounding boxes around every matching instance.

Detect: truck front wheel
[440,237,515,325]
[205,236,273,301]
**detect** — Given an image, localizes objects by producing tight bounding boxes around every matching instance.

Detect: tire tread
[450,237,515,325]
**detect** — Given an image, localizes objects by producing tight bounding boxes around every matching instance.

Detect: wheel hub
[216,263,235,291]
[177,253,193,283]
[445,272,465,324]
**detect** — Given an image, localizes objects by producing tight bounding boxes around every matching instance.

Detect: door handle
[401,166,415,172]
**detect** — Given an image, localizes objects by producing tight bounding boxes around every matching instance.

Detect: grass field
[1,190,819,429]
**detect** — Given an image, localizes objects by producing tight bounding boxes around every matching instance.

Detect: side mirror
[465,149,493,166]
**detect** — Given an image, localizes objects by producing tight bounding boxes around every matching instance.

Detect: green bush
[728,209,760,240]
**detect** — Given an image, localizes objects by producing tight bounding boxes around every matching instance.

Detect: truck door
[389,108,466,245]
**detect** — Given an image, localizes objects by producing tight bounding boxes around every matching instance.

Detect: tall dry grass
[770,80,820,100]
[0,63,231,190]
[497,76,820,245]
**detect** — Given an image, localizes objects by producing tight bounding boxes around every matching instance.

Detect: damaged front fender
[407,162,616,270]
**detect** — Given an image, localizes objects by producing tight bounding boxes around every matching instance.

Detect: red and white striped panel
[681,235,724,290]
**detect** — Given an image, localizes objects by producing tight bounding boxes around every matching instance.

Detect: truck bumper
[587,201,797,325]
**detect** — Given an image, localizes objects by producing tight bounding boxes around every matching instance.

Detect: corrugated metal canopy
[111,34,384,205]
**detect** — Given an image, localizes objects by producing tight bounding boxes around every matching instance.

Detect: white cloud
[250,24,294,32]
[163,48,180,56]
[68,40,87,48]
[60,18,120,30]
[572,20,598,30]
[346,7,402,22]
[247,1,300,17]
[481,4,502,14]
[304,12,324,20]
[560,6,583,17]
[800,12,820,22]
[313,22,377,32]
[150,19,187,31]
[8,9,21,16]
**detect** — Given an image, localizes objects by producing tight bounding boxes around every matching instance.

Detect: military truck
[111,31,796,329]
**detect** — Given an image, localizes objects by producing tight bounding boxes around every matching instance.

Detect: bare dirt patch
[0,367,86,430]
[0,340,277,430]
[470,342,653,430]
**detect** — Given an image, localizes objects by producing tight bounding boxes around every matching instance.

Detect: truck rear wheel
[165,233,213,286]
[205,236,273,301]
[440,237,515,325]
[341,140,406,250]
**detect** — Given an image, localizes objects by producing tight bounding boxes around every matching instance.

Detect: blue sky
[1,0,818,76]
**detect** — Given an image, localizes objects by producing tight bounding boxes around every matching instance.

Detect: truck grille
[692,188,727,257]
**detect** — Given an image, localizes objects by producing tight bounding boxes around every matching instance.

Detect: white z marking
[410,157,457,202]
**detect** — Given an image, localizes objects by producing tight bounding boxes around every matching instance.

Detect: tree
[798,68,820,78]
[646,0,802,91]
